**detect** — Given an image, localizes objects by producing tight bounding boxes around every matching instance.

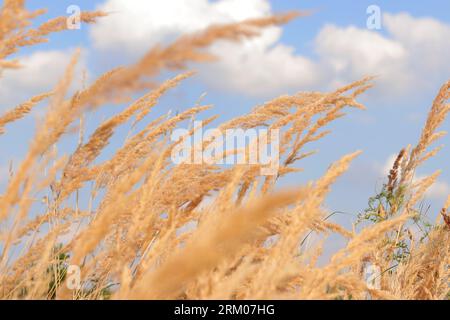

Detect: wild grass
[0,2,448,300]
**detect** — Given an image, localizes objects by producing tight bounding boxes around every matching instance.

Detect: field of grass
[0,2,449,300]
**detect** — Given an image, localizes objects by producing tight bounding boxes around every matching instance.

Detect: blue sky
[1,0,449,232]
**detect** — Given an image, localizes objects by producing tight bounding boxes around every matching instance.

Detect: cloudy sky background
[1,0,450,239]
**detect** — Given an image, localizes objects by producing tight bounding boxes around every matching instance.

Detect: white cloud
[203,28,320,96]
[384,13,450,89]
[314,25,413,94]
[91,0,271,55]
[0,50,86,110]
[384,13,450,69]
[314,13,450,97]
[89,1,450,98]
[90,0,320,97]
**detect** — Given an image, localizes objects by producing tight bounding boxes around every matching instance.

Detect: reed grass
[0,1,448,300]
